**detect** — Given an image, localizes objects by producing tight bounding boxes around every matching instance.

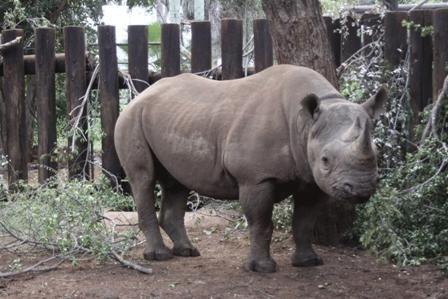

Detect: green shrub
[356,138,448,272]
[0,177,137,263]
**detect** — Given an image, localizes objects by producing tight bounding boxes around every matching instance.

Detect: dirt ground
[1,208,447,299]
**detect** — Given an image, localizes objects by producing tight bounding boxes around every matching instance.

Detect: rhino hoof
[244,258,277,273]
[291,254,323,267]
[173,246,201,257]
[143,247,174,261]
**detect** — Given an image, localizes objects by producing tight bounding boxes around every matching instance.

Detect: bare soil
[0,209,447,299]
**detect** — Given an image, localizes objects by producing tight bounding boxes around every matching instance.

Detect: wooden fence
[0,10,447,188]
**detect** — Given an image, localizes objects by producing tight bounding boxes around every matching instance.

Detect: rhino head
[303,87,387,203]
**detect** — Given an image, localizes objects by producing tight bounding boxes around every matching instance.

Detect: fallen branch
[0,255,65,278]
[0,37,22,53]
[110,250,152,274]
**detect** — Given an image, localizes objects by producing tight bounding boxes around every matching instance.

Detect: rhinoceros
[114,64,386,273]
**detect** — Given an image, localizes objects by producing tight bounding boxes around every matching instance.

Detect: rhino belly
[148,130,239,199]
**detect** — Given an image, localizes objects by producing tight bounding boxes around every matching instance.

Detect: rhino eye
[321,156,329,165]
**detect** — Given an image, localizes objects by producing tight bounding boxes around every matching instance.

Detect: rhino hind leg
[240,183,277,273]
[291,194,324,267]
[116,139,172,261]
[159,175,200,257]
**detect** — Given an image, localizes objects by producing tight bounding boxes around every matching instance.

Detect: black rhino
[114,65,387,272]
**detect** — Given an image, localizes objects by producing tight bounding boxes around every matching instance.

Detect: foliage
[355,136,448,272]
[339,15,448,273]
[272,197,294,232]
[0,177,137,266]
[0,0,105,29]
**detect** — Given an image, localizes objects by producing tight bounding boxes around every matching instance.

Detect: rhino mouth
[330,183,376,203]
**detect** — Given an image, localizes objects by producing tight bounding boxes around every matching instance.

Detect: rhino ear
[301,94,321,120]
[362,86,387,119]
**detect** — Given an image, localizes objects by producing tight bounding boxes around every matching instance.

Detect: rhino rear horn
[362,86,388,119]
[356,120,372,155]
[302,94,320,120]
[343,116,362,141]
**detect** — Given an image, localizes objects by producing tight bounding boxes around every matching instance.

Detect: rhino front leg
[291,192,324,267]
[239,183,276,273]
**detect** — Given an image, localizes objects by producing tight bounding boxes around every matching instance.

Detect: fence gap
[221,19,243,80]
[35,27,57,183]
[64,26,89,179]
[128,25,149,93]
[191,21,211,74]
[253,19,273,73]
[98,25,122,187]
[1,29,28,186]
[341,16,361,63]
[161,23,181,77]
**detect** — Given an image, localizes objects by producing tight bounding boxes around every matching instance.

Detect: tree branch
[0,37,22,53]
[109,250,153,274]
[420,74,448,143]
[0,255,65,278]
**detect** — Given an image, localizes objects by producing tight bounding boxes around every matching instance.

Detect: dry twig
[421,75,448,143]
[0,37,22,53]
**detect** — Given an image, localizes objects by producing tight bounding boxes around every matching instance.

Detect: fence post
[324,17,341,67]
[128,25,149,93]
[221,19,243,80]
[161,23,181,77]
[253,19,273,73]
[35,27,57,183]
[341,16,361,63]
[384,11,408,67]
[1,29,28,186]
[409,10,433,114]
[98,25,122,187]
[64,26,89,179]
[191,21,211,74]
[432,8,448,99]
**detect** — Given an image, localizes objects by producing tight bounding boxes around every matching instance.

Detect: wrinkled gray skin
[115,65,387,273]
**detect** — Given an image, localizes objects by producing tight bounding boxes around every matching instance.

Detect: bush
[355,138,448,272]
[0,177,138,264]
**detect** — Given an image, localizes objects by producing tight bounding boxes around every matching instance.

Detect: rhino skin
[114,64,387,273]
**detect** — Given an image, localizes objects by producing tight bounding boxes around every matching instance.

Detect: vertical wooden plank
[1,29,28,186]
[221,19,243,80]
[324,17,341,67]
[422,10,433,106]
[128,25,149,93]
[384,11,408,67]
[64,26,89,179]
[98,25,122,187]
[161,23,181,77]
[409,10,433,114]
[253,19,273,73]
[191,21,211,73]
[341,16,361,62]
[432,9,448,99]
[35,27,57,183]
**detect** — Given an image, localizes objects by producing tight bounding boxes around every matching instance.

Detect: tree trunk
[261,0,338,87]
[262,0,354,246]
